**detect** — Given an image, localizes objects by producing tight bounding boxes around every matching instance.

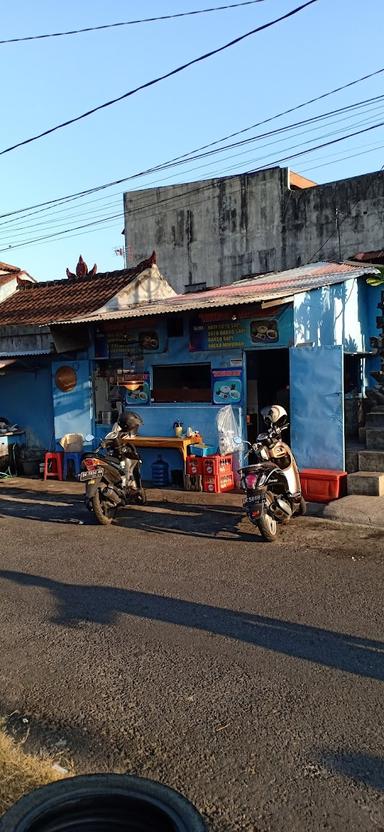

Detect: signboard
[119,372,150,406]
[189,310,293,352]
[211,368,243,405]
[95,323,165,359]
[189,307,292,352]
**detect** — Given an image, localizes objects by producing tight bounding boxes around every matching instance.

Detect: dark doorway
[246,349,290,443]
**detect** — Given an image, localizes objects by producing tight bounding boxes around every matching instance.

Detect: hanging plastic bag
[216,405,240,456]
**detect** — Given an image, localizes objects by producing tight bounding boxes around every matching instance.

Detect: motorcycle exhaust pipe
[269,497,292,520]
[103,486,121,505]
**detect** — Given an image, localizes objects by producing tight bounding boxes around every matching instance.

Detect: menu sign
[211,368,243,405]
[95,323,165,358]
[190,317,280,351]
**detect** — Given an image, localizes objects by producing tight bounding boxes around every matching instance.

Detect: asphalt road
[0,480,384,831]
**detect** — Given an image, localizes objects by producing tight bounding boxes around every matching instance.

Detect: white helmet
[261,405,287,426]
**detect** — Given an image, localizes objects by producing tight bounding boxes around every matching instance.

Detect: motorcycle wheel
[257,513,277,542]
[257,494,277,542]
[0,773,206,832]
[91,490,115,525]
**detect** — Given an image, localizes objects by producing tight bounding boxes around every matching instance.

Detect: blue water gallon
[151,454,169,487]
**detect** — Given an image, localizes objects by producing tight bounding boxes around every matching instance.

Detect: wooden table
[132,435,202,463]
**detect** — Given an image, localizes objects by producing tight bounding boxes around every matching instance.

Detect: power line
[2,97,383,239]
[3,118,384,255]
[1,93,382,238]
[0,1,268,45]
[3,108,384,244]
[0,0,319,157]
[0,60,382,222]
[0,94,381,240]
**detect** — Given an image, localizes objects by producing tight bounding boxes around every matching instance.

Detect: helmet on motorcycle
[261,405,287,427]
[118,410,144,435]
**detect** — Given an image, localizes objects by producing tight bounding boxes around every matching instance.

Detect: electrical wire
[1,89,382,236]
[3,98,383,240]
[1,61,383,223]
[2,118,384,254]
[0,96,384,242]
[0,1,269,45]
[0,0,319,157]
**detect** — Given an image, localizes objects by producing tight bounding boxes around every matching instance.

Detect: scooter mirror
[85,434,94,442]
[233,436,243,445]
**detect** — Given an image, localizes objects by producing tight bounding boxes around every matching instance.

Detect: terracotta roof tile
[0,254,155,326]
[0,261,21,274]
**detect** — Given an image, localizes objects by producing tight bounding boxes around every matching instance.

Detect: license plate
[79,468,103,481]
[246,495,263,504]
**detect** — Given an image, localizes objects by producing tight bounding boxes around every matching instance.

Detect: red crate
[299,468,347,503]
[186,456,203,476]
[203,472,235,494]
[203,454,233,478]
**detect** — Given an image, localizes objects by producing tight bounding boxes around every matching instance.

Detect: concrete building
[123,168,384,294]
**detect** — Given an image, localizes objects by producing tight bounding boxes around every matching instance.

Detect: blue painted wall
[52,359,93,448]
[0,361,54,448]
[293,278,373,352]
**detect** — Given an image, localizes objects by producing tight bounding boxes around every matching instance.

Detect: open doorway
[344,352,365,442]
[246,348,290,443]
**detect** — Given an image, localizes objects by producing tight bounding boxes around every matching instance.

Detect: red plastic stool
[44,452,63,481]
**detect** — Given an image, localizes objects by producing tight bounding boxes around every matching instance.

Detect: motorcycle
[80,413,146,526]
[236,405,306,542]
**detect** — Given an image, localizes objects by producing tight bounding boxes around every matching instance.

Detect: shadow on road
[1,570,384,682]
[319,751,384,790]
[0,486,257,541]
[0,485,84,524]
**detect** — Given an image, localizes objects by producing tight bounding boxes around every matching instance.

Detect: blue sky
[1,0,384,281]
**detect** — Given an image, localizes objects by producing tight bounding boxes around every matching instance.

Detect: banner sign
[95,323,165,359]
[190,307,292,352]
[211,368,243,405]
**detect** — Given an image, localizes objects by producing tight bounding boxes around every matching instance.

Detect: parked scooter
[80,411,146,525]
[237,405,306,541]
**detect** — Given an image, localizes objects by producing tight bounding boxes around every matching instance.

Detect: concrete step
[346,445,363,473]
[358,450,384,472]
[347,471,384,497]
[366,410,384,427]
[366,428,384,450]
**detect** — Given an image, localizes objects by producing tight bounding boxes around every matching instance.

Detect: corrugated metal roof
[49,261,379,325]
[0,349,52,357]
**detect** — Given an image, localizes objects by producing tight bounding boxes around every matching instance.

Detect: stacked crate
[184,456,204,491]
[202,454,234,493]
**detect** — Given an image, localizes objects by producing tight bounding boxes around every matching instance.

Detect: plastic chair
[63,451,83,480]
[44,452,63,481]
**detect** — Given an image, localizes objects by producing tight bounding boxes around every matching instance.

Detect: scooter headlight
[245,473,258,489]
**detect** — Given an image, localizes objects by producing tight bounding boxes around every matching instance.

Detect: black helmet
[118,410,144,434]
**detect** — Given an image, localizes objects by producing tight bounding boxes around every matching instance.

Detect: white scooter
[237,405,306,542]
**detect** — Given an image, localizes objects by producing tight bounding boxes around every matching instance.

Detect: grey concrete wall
[282,170,384,269]
[124,169,384,293]
[124,168,288,292]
